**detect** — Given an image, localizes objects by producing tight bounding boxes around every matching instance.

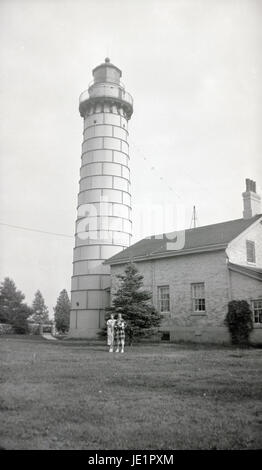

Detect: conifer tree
[107,262,161,343]
[31,290,49,324]
[54,289,70,333]
[0,277,31,333]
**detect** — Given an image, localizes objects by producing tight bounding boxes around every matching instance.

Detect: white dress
[107,318,116,346]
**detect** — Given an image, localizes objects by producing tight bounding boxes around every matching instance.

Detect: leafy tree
[0,277,31,333]
[225,300,253,345]
[106,262,161,344]
[31,290,49,324]
[54,289,71,333]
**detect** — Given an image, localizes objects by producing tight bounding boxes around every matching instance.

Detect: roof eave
[105,243,228,266]
[228,263,262,281]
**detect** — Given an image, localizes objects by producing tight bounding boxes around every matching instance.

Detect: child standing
[114,313,126,353]
[107,313,116,353]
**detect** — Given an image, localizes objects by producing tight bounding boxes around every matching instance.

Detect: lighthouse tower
[70,58,133,338]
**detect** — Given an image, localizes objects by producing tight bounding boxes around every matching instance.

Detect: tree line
[0,263,162,341]
[0,278,70,334]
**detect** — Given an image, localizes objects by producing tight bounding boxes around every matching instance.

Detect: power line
[130,138,210,196]
[129,139,182,200]
[0,222,74,239]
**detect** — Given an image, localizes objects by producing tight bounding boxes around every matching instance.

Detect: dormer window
[246,240,256,263]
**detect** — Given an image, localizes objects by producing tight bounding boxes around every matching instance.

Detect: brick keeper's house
[105,179,262,344]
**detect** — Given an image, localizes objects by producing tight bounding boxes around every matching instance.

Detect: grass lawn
[0,335,261,450]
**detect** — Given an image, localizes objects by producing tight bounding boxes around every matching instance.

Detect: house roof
[228,262,262,281]
[106,214,262,265]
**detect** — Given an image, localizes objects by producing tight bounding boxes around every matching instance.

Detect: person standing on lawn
[107,313,116,353]
[114,313,126,353]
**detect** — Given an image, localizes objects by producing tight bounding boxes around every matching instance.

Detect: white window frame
[191,283,206,313]
[157,286,170,313]
[251,299,262,325]
[246,240,256,264]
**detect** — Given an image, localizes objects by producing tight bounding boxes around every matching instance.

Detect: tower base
[69,308,106,338]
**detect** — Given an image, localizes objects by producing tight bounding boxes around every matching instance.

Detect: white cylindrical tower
[70,58,133,338]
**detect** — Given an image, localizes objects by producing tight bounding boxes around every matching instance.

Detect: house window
[158,286,170,312]
[246,240,256,263]
[191,283,206,312]
[252,300,262,324]
[161,332,170,341]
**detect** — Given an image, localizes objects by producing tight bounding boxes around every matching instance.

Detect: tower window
[246,240,256,263]
[93,120,97,124]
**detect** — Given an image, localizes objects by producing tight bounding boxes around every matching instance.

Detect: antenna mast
[190,205,198,229]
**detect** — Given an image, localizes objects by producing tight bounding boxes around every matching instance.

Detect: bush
[0,323,14,335]
[28,322,41,335]
[225,300,253,345]
[11,310,30,334]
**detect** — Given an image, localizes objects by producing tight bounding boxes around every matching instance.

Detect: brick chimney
[242,178,261,219]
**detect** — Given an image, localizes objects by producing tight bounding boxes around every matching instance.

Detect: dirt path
[41,333,57,341]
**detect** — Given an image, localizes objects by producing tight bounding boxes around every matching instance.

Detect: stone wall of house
[229,270,262,301]
[111,250,232,343]
[110,248,262,344]
[227,218,262,267]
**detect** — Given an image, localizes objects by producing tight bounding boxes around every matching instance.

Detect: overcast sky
[0,0,261,315]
